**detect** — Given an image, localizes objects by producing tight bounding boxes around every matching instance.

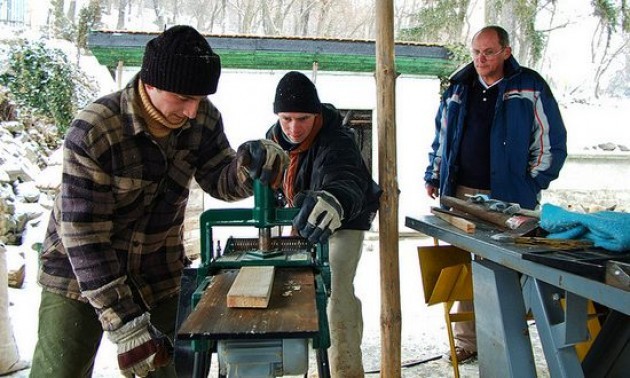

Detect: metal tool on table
[175,180,331,378]
[440,195,539,232]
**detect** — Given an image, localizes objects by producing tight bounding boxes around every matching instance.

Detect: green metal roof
[88,31,457,77]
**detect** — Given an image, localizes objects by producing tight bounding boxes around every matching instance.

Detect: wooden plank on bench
[227,266,275,308]
[431,207,476,234]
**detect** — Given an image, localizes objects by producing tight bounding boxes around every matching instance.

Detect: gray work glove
[107,313,173,378]
[293,190,344,244]
[237,139,288,189]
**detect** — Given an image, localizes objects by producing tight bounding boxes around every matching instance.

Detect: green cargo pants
[30,290,178,378]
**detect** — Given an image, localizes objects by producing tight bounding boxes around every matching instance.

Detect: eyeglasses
[470,47,505,59]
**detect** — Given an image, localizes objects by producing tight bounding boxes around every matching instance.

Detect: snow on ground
[559,98,630,153]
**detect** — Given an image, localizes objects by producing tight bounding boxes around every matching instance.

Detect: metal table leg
[522,277,587,378]
[472,260,537,378]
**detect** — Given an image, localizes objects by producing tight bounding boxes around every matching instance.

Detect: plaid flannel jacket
[39,75,252,331]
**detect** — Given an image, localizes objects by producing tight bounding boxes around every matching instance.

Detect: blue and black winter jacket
[424,56,568,210]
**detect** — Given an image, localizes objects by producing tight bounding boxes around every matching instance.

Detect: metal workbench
[405,215,630,378]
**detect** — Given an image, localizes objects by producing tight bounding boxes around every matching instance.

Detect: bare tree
[149,0,166,29]
[259,0,299,36]
[185,0,213,32]
[314,0,332,36]
[395,0,423,33]
[590,1,630,98]
[67,0,77,21]
[273,0,294,35]
[228,0,262,34]
[290,0,317,36]
[168,0,181,25]
[117,0,127,29]
[260,0,278,35]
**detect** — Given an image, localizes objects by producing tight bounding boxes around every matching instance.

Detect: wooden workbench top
[177,268,319,340]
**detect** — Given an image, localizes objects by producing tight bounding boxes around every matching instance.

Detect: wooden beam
[431,208,476,234]
[376,0,402,376]
[226,266,275,308]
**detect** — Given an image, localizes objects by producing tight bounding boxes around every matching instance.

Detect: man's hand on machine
[293,190,344,244]
[107,312,173,377]
[237,140,288,189]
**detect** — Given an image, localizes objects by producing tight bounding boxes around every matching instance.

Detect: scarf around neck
[279,114,323,205]
[137,79,187,138]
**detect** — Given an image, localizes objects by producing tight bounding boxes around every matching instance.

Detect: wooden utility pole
[375,0,401,376]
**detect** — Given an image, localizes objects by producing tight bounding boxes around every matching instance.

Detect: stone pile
[0,90,62,288]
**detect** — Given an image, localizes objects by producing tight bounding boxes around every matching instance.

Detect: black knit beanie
[273,71,322,114]
[141,25,221,96]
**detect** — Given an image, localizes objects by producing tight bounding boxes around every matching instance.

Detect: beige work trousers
[451,185,490,352]
[327,229,365,378]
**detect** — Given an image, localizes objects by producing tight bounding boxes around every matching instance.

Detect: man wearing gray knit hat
[31,25,287,377]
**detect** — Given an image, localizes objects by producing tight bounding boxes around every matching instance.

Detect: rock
[22,142,41,167]
[1,121,23,134]
[0,191,15,214]
[36,164,62,192]
[597,142,617,151]
[619,144,629,152]
[14,181,40,203]
[1,158,40,182]
[3,245,25,289]
[8,264,25,289]
[47,147,63,166]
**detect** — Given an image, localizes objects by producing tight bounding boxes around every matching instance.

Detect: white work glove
[107,313,173,378]
[236,139,288,189]
[293,190,344,244]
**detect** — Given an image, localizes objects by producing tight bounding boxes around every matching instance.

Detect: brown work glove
[237,139,288,189]
[107,313,173,377]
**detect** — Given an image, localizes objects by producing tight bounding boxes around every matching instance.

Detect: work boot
[442,346,477,364]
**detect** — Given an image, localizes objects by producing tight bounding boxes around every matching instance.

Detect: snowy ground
[6,214,552,377]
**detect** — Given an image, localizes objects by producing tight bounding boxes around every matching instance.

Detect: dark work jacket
[267,104,382,230]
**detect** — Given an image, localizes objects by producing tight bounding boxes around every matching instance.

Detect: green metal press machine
[175,180,332,377]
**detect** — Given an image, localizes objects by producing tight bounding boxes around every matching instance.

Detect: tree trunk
[261,0,272,34]
[117,0,127,29]
[220,0,227,33]
[171,0,180,24]
[315,0,332,36]
[152,0,165,29]
[67,0,77,21]
[375,0,402,377]
[299,1,310,36]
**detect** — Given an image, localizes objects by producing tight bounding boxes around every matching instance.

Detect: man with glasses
[424,25,567,363]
